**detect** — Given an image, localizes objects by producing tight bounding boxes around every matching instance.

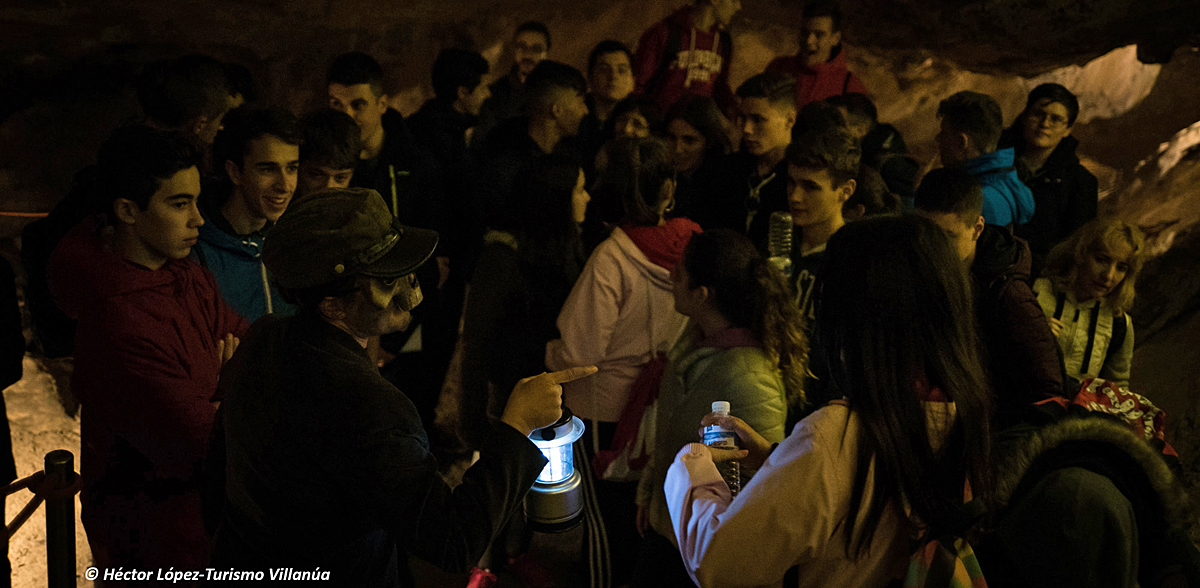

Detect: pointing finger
[546,366,598,384]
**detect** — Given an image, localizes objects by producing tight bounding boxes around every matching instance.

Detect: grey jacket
[636,323,788,542]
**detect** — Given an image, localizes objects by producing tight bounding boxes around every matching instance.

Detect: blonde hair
[1043,217,1146,313]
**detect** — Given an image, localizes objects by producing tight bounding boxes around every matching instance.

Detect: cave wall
[2,0,1198,230]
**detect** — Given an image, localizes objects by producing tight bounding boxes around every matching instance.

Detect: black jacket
[408,97,481,265]
[471,67,527,153]
[1002,129,1099,274]
[861,122,918,200]
[972,225,1065,427]
[693,152,789,255]
[474,116,587,233]
[459,232,579,446]
[352,109,447,238]
[211,311,546,587]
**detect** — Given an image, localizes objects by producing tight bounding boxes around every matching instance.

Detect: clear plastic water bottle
[767,211,793,278]
[703,401,741,497]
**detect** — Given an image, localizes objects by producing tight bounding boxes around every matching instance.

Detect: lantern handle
[538,406,575,441]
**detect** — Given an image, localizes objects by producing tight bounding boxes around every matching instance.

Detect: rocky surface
[4,357,92,588]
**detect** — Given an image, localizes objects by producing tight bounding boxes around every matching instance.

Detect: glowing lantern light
[525,409,586,532]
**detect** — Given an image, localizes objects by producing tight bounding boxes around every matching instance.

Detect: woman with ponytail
[664,215,992,587]
[631,229,806,586]
[546,135,701,586]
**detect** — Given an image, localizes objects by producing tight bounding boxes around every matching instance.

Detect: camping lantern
[525,407,586,532]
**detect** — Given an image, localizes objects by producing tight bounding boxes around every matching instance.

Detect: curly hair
[683,229,809,410]
[1043,217,1146,314]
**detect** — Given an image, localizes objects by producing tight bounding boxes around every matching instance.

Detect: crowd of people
[9,0,1198,587]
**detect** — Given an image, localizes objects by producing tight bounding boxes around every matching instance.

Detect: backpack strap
[1052,291,1067,320]
[1103,312,1128,366]
[1079,301,1103,375]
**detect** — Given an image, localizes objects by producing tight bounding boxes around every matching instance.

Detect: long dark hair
[665,95,731,164]
[506,153,585,279]
[593,136,675,227]
[683,230,808,409]
[817,215,992,557]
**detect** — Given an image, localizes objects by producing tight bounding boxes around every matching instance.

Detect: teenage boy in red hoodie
[633,0,741,114]
[766,1,867,110]
[48,125,248,574]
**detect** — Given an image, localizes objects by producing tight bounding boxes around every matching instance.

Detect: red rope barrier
[0,212,49,218]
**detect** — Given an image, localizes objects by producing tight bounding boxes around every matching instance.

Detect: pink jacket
[546,225,692,422]
[665,401,958,588]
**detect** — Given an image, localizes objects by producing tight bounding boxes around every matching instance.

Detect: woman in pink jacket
[546,136,701,587]
[664,215,992,587]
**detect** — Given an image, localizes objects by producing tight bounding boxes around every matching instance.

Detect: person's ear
[456,85,470,106]
[696,285,712,306]
[112,197,140,225]
[190,116,209,140]
[838,178,856,203]
[376,93,390,112]
[955,132,973,155]
[784,107,797,131]
[972,215,985,242]
[318,297,346,322]
[830,30,843,48]
[660,178,677,205]
[225,159,243,188]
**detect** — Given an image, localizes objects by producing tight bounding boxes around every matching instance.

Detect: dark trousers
[631,529,697,587]
[580,422,642,587]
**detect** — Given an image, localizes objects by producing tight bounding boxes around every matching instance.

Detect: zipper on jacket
[260,261,274,315]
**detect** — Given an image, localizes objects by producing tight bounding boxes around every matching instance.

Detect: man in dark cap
[210,187,595,586]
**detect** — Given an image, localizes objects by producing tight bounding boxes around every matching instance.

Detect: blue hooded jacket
[963,148,1035,227]
[191,207,295,323]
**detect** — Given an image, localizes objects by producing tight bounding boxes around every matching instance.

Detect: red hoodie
[634,7,736,114]
[48,218,248,569]
[766,46,868,109]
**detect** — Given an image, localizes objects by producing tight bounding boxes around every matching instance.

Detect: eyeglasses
[1027,109,1070,129]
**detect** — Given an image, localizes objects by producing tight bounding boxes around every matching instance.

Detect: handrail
[1,450,80,588]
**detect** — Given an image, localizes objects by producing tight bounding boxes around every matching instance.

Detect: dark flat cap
[263,187,438,290]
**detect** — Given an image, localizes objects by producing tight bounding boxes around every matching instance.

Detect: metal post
[44,450,75,588]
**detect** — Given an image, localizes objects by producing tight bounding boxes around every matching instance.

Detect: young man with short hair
[914,167,1064,426]
[633,0,739,114]
[476,60,588,226]
[138,54,235,147]
[326,51,447,284]
[579,40,636,171]
[297,109,361,198]
[194,107,300,322]
[698,72,795,251]
[1002,83,1099,273]
[47,125,248,573]
[936,90,1035,228]
[784,126,858,321]
[827,92,918,202]
[327,51,451,434]
[408,48,495,432]
[473,21,552,148]
[766,2,867,110]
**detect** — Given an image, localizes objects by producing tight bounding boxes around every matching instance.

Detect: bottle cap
[711,401,730,416]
